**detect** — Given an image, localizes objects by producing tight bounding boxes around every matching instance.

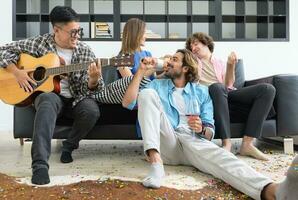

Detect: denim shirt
[129,79,215,132]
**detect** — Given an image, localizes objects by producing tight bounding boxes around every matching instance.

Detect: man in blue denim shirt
[121,49,298,200]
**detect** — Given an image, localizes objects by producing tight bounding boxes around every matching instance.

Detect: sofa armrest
[273,74,298,136]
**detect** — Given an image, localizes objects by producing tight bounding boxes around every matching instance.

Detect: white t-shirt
[56,46,73,98]
[172,87,191,132]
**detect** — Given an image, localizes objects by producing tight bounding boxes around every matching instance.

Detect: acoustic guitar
[0,53,133,106]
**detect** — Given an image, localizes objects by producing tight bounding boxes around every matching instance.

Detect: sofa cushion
[233,59,245,89]
[53,124,138,140]
[56,104,137,126]
[221,120,277,139]
[102,66,120,84]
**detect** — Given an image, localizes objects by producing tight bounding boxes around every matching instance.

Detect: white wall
[0,0,13,132]
[0,0,297,131]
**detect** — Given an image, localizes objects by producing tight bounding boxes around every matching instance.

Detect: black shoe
[31,168,50,185]
[60,151,73,163]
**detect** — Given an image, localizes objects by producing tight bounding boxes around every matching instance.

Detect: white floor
[0,131,296,190]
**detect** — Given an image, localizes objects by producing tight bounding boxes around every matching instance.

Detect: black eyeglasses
[56,26,84,38]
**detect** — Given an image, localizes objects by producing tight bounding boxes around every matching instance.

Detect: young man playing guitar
[0,6,102,185]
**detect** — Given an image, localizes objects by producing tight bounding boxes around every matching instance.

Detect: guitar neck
[101,58,110,66]
[45,58,110,76]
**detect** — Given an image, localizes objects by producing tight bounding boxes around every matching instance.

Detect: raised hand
[227,52,237,68]
[141,57,156,73]
[224,52,238,87]
[162,55,171,72]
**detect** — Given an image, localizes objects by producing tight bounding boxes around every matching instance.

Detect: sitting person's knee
[209,83,227,97]
[138,89,158,103]
[34,93,61,110]
[76,98,100,120]
[265,83,276,95]
[258,83,276,97]
[209,83,226,91]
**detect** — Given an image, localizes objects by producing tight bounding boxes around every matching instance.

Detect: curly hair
[185,32,214,53]
[176,49,200,83]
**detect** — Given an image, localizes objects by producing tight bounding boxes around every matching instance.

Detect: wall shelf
[13,0,289,41]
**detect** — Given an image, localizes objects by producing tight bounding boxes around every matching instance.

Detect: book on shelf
[91,22,112,38]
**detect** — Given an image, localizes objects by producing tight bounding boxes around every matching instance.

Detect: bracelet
[195,126,209,140]
[201,126,207,136]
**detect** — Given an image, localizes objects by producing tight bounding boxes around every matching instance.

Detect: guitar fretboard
[45,58,110,76]
[101,58,109,66]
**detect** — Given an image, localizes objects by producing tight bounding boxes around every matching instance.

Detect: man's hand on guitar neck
[7,63,37,93]
[88,59,102,90]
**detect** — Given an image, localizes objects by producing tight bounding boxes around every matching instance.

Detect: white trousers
[138,89,273,200]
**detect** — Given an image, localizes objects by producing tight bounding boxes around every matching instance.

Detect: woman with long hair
[118,18,154,79]
[91,18,153,104]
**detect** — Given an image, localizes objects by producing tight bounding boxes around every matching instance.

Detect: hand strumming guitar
[7,63,37,93]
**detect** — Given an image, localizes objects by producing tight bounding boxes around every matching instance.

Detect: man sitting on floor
[122,49,298,200]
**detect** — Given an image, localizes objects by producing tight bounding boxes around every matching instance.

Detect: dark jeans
[31,92,100,172]
[209,83,275,140]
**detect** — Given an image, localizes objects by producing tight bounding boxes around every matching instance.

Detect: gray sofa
[13,60,298,144]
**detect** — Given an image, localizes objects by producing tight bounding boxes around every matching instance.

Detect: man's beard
[165,70,183,80]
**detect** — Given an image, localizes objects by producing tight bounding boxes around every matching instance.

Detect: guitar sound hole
[33,66,46,81]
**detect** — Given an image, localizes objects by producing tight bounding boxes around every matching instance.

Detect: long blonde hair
[120,18,146,54]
